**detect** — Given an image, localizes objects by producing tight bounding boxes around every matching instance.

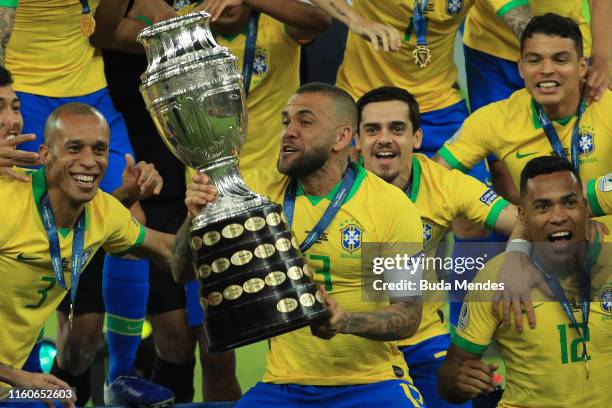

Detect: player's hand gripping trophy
[138,12,329,352]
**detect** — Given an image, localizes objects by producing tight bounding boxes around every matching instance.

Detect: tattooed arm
[0,6,16,65]
[170,216,197,283]
[500,5,532,40]
[311,288,422,341]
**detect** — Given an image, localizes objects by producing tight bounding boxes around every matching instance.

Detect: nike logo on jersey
[17,252,41,261]
[515,150,539,159]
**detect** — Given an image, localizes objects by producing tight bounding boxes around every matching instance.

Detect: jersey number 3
[25,276,57,309]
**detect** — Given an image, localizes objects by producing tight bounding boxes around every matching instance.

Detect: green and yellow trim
[451,327,488,355]
[496,0,529,17]
[530,99,582,129]
[586,178,605,217]
[109,225,147,257]
[408,156,422,202]
[31,168,90,232]
[106,314,145,336]
[297,162,367,206]
[485,199,510,231]
[437,146,469,173]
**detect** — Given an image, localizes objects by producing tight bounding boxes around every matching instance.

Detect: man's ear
[333,125,353,152]
[414,128,423,150]
[518,204,527,228]
[39,144,51,165]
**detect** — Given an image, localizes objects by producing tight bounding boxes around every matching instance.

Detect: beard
[277,144,329,178]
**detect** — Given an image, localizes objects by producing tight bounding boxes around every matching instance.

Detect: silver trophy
[138,12,328,352]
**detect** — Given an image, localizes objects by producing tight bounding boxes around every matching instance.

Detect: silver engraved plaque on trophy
[138,12,328,352]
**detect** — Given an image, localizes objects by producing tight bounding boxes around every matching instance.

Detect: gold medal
[80,13,96,37]
[413,45,431,68]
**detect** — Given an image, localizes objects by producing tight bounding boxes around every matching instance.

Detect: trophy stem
[199,157,254,199]
[192,158,267,229]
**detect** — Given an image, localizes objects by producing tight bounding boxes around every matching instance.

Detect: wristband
[505,238,531,255]
[134,15,153,27]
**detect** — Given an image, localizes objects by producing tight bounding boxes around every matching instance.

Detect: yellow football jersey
[336,0,474,113]
[401,154,510,346]
[438,89,612,189]
[587,173,612,216]
[240,164,423,385]
[6,0,106,97]
[206,14,300,173]
[464,0,591,62]
[453,252,612,407]
[0,169,145,376]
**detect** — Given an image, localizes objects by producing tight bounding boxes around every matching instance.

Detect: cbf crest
[447,0,463,15]
[253,47,268,76]
[578,126,595,156]
[599,287,612,314]
[341,224,362,253]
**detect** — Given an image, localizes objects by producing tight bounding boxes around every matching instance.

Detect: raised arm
[499,4,532,40]
[91,0,176,53]
[0,5,16,64]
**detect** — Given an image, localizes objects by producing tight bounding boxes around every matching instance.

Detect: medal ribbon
[40,195,86,320]
[283,163,357,253]
[413,0,428,47]
[532,250,591,377]
[242,10,260,98]
[534,100,586,172]
[79,0,91,15]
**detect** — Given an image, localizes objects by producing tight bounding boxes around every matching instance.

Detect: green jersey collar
[530,99,584,129]
[297,163,366,206]
[31,167,90,234]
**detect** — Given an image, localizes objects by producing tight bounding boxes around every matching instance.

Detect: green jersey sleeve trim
[485,199,510,231]
[587,178,605,217]
[496,0,529,18]
[437,146,469,173]
[0,1,19,7]
[451,329,489,355]
[109,225,147,257]
[409,156,422,202]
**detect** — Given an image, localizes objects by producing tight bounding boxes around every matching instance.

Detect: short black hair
[295,82,357,132]
[520,156,582,195]
[0,66,13,87]
[356,86,421,132]
[520,13,583,58]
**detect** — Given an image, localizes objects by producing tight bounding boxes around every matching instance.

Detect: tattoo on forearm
[502,6,532,40]
[0,7,16,64]
[342,300,422,341]
[171,217,197,282]
[328,1,348,20]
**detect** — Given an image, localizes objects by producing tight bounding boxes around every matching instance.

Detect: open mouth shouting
[547,230,573,248]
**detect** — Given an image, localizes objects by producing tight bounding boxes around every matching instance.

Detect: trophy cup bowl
[138,12,329,352]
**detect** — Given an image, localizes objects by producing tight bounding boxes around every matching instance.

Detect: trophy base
[191,201,330,353]
[205,283,330,352]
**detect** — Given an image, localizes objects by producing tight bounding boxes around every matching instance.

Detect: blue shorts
[401,334,471,408]
[235,380,426,408]
[463,45,523,112]
[420,100,489,184]
[16,88,135,192]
